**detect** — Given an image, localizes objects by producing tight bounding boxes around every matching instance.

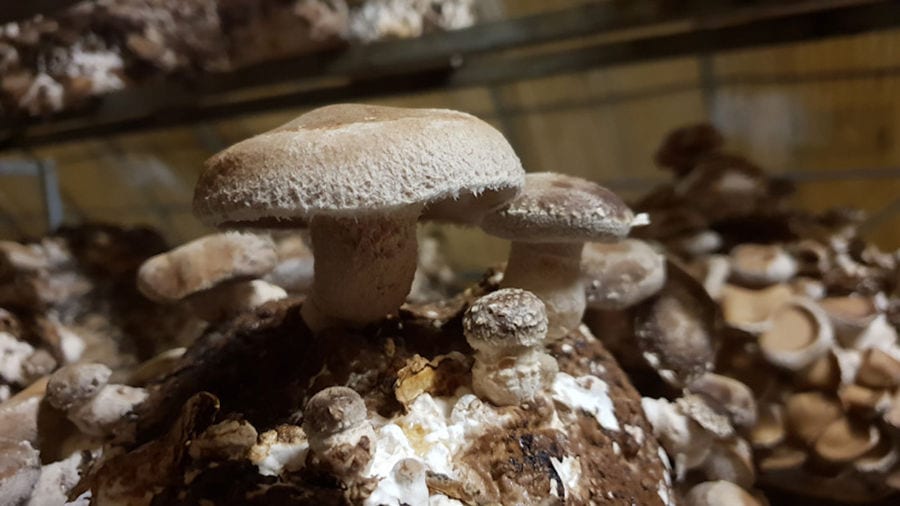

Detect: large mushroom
[481,172,639,339]
[194,104,523,331]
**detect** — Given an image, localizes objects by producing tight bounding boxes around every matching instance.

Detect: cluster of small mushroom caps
[628,123,900,503]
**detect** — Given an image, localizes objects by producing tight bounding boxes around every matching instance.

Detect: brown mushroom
[194,104,524,331]
[784,392,842,446]
[582,239,666,311]
[481,172,638,339]
[302,386,375,480]
[463,289,557,406]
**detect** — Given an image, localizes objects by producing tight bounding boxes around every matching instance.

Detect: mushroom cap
[463,288,549,352]
[480,172,635,243]
[194,104,523,226]
[138,232,278,302]
[582,239,666,310]
[685,480,762,506]
[47,363,112,411]
[302,386,368,437]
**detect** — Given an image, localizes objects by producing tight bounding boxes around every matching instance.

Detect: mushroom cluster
[633,123,900,503]
[0,0,475,118]
[0,225,197,402]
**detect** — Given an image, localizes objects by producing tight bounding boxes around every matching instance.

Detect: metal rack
[3,0,900,150]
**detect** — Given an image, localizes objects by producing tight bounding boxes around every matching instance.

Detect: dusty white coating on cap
[551,372,619,431]
[463,288,549,352]
[46,363,112,411]
[686,480,761,506]
[138,232,278,302]
[194,104,524,226]
[582,239,666,310]
[481,172,635,243]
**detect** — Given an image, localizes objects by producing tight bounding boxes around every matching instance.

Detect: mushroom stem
[501,241,585,340]
[302,210,419,330]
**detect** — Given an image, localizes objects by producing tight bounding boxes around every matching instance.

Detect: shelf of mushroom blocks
[0,106,897,505]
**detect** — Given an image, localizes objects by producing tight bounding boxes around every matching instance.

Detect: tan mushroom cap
[194,104,523,226]
[785,392,842,446]
[814,417,880,463]
[750,403,786,449]
[728,243,797,286]
[582,239,666,310]
[685,480,762,506]
[463,288,548,352]
[721,284,793,333]
[758,298,833,370]
[137,232,278,302]
[856,348,900,389]
[302,386,368,437]
[46,362,111,411]
[480,172,636,243]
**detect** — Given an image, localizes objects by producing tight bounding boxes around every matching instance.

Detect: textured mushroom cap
[463,288,549,352]
[582,239,666,310]
[0,438,40,505]
[47,363,111,410]
[194,104,524,226]
[137,232,277,302]
[303,386,367,437]
[480,172,635,243]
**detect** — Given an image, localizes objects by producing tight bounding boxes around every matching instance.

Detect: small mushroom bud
[581,239,666,311]
[758,298,833,371]
[685,480,763,506]
[47,363,147,437]
[0,438,40,505]
[366,458,429,506]
[302,386,375,479]
[463,289,558,406]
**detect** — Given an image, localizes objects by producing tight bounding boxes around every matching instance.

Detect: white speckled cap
[194,104,524,226]
[463,288,548,351]
[137,232,278,302]
[480,173,635,243]
[303,386,367,437]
